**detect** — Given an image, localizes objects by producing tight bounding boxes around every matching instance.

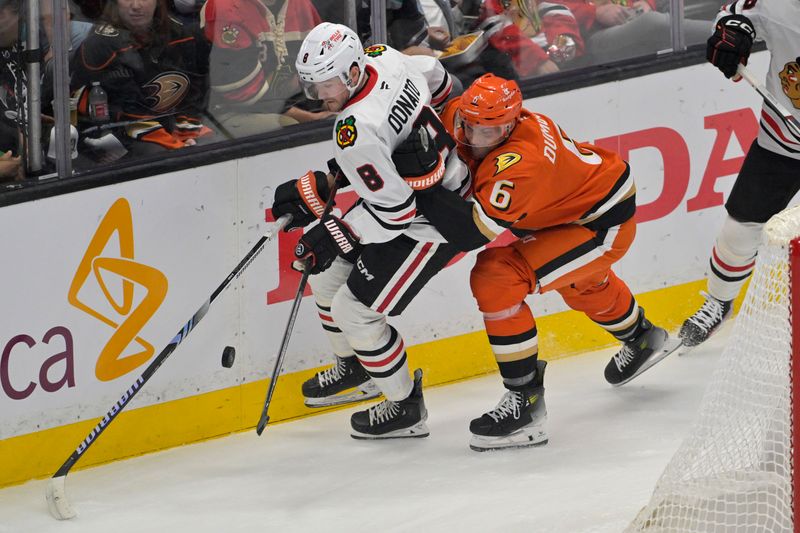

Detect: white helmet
[296,23,366,100]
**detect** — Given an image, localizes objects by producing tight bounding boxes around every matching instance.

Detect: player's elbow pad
[415,188,491,252]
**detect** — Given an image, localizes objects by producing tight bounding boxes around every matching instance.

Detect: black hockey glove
[326,158,351,188]
[272,170,332,231]
[293,215,362,275]
[415,187,492,251]
[392,125,447,193]
[706,15,756,79]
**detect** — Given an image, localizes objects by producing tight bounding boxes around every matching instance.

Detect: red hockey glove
[272,170,333,231]
[293,215,361,275]
[707,15,755,79]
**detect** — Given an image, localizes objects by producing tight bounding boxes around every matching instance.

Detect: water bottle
[88,82,109,123]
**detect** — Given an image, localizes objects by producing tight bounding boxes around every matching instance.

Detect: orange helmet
[455,74,522,150]
[458,74,522,126]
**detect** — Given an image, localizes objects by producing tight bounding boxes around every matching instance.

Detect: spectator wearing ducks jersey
[71,0,213,156]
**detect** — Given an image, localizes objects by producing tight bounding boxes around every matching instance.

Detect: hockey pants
[470,218,641,389]
[309,237,459,401]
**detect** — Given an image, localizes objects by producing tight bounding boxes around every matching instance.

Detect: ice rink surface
[0,325,733,533]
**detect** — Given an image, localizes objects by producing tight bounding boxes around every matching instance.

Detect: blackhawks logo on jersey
[779,57,800,109]
[364,45,387,57]
[336,116,357,149]
[494,152,521,175]
[221,25,240,45]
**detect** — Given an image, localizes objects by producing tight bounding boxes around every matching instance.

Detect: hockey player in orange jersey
[416,74,680,451]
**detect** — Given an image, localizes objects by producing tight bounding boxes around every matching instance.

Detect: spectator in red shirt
[563,0,711,64]
[480,0,585,79]
[201,0,333,137]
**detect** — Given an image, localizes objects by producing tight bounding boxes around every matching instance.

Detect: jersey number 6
[489,180,515,211]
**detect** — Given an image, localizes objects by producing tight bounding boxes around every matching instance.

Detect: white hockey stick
[45,215,290,520]
[737,64,800,143]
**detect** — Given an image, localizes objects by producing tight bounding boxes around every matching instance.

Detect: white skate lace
[318,358,347,387]
[368,400,400,426]
[687,292,727,332]
[486,391,523,422]
[614,344,636,372]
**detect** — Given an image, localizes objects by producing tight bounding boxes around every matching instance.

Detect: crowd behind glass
[0,0,725,184]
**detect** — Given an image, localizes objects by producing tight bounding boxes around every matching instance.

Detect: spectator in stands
[169,0,204,25]
[479,0,584,79]
[311,0,346,25]
[201,0,333,137]
[420,0,463,45]
[357,0,441,56]
[564,0,710,64]
[71,0,212,157]
[0,0,24,180]
[73,0,107,20]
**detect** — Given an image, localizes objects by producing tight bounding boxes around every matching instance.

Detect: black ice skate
[604,320,680,386]
[302,356,381,408]
[469,361,548,452]
[679,293,733,348]
[350,369,429,439]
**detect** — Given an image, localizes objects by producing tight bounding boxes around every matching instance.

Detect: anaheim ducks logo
[364,45,387,57]
[779,58,800,109]
[143,72,190,114]
[494,152,521,175]
[335,116,357,149]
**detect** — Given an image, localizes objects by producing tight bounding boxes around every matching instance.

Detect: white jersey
[716,0,800,159]
[331,45,470,244]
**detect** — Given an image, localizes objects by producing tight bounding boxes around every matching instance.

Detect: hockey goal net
[626,204,800,533]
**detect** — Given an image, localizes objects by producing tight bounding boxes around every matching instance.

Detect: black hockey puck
[221,346,236,368]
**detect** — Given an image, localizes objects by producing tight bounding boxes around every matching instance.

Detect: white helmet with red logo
[296,23,366,99]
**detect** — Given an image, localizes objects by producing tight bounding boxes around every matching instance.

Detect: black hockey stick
[45,215,290,520]
[737,64,800,143]
[255,173,342,435]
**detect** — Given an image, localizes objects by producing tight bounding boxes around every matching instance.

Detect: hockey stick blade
[737,64,800,143]
[255,174,343,435]
[43,215,290,519]
[255,258,312,436]
[256,415,270,436]
[46,475,76,520]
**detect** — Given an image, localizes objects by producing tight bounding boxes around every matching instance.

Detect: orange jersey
[441,101,635,240]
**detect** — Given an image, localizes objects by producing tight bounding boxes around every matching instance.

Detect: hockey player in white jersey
[680,0,800,347]
[270,23,469,439]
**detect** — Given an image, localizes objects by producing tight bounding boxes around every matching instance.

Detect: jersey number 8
[357,164,384,192]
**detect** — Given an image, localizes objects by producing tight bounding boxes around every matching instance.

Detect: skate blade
[350,420,430,440]
[676,340,697,356]
[613,337,682,387]
[469,427,548,452]
[304,382,382,408]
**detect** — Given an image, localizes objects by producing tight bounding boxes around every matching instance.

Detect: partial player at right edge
[679,0,800,349]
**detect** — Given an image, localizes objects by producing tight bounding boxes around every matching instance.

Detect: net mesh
[626,205,800,533]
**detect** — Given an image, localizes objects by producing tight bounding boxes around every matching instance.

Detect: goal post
[626,205,800,533]
[792,229,799,531]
